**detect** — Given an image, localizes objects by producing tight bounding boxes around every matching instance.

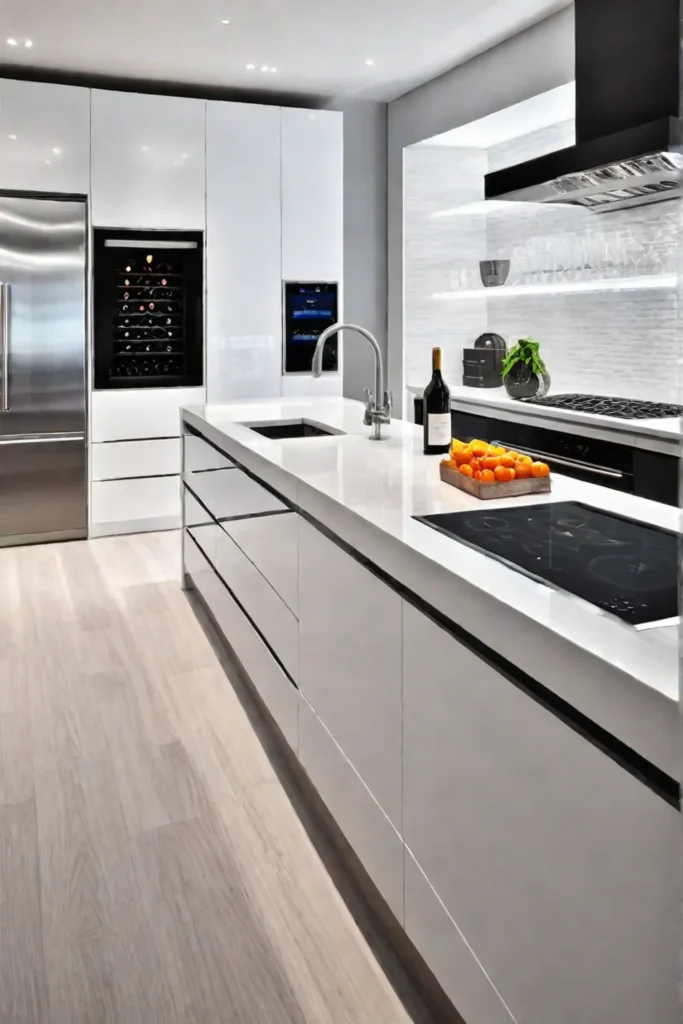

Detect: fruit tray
[440,463,551,500]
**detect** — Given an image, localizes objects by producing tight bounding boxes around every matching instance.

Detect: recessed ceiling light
[52,146,61,154]
[6,38,17,46]
[260,65,269,72]
[246,63,255,70]
[45,159,51,166]
[141,144,149,151]
[269,67,277,73]
[8,134,16,140]
[365,58,375,66]
[24,39,32,48]
[220,18,230,24]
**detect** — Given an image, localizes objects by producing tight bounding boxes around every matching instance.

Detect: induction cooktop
[522,393,683,420]
[415,502,679,627]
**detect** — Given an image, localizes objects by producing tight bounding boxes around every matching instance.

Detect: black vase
[503,362,551,400]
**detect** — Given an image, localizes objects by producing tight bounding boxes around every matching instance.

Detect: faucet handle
[363,388,374,425]
[384,391,393,419]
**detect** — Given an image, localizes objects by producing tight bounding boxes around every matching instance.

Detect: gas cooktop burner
[414,502,679,627]
[522,393,683,420]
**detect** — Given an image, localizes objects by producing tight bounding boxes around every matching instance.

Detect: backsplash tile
[404,120,681,404]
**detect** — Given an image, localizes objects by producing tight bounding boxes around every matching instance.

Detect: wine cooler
[93,229,204,390]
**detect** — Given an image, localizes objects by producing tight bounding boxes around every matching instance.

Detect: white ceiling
[0,0,571,102]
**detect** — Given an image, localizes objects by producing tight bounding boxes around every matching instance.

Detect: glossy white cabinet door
[402,602,680,1024]
[91,90,206,229]
[206,102,282,402]
[223,511,299,616]
[0,79,90,194]
[298,519,402,830]
[91,387,206,442]
[299,697,404,923]
[91,476,180,524]
[281,109,343,282]
[91,438,180,481]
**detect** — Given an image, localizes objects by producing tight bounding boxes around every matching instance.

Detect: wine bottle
[423,347,451,455]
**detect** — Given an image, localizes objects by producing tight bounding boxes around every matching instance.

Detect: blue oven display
[284,282,338,373]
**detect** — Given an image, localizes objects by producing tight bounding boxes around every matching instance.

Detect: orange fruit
[499,455,516,469]
[495,465,515,483]
[473,470,483,481]
[531,461,550,478]
[514,462,532,479]
[470,441,488,457]
[459,463,474,478]
[506,451,521,461]
[482,456,500,471]
[480,469,495,484]
[518,454,533,466]
[470,458,482,473]
[492,446,507,456]
[453,446,473,465]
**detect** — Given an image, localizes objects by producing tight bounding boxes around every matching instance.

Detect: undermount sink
[242,419,344,440]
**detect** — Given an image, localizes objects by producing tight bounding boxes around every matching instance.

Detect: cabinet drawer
[91,476,180,524]
[184,432,234,473]
[215,525,298,681]
[184,532,298,750]
[91,387,205,442]
[91,438,181,481]
[223,511,298,615]
[183,484,212,528]
[185,465,286,522]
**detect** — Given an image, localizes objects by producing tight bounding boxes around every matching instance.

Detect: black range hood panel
[484,0,682,213]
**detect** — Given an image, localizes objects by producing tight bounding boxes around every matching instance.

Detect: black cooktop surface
[415,502,679,626]
[522,393,683,420]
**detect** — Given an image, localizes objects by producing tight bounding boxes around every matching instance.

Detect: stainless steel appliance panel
[0,435,86,545]
[0,197,86,438]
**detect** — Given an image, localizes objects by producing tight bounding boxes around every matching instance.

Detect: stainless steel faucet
[311,322,392,440]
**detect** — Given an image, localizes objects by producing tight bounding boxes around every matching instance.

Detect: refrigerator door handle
[0,282,10,412]
[0,432,85,445]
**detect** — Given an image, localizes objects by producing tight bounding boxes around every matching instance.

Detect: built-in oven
[93,228,204,390]
[282,281,339,374]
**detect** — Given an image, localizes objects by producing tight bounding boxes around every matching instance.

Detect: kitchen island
[180,396,679,1024]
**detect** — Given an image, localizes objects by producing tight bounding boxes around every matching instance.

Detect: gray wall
[326,98,388,402]
[387,6,575,412]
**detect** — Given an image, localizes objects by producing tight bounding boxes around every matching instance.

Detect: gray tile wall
[403,145,486,390]
[404,120,681,403]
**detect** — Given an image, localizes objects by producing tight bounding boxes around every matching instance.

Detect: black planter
[503,362,551,400]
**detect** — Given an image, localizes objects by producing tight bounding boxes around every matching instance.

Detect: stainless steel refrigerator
[0,195,87,547]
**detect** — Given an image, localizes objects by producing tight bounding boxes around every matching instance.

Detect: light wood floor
[0,531,422,1024]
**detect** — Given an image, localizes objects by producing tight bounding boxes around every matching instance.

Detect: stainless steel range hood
[485,0,683,213]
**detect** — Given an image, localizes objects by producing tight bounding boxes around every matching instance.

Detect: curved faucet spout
[312,322,391,440]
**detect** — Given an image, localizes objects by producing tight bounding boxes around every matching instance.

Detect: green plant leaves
[501,337,546,378]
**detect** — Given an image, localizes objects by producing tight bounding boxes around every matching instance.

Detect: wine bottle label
[427,413,451,446]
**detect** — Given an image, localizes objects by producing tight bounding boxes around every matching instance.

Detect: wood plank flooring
[0,532,421,1024]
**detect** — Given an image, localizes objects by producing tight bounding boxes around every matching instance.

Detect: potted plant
[502,337,551,400]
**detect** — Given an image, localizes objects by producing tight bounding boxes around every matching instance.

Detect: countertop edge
[181,403,679,789]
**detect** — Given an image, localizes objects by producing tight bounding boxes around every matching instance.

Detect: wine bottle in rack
[423,347,451,455]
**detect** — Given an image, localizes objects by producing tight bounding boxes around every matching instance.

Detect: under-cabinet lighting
[433,274,677,300]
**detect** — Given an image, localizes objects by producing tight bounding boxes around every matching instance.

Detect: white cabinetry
[0,79,90,194]
[402,602,680,1024]
[280,108,343,399]
[206,102,282,402]
[281,108,343,282]
[91,90,206,229]
[90,387,204,535]
[298,519,402,830]
[298,696,404,922]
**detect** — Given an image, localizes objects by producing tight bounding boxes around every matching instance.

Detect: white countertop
[182,396,679,779]
[407,383,681,455]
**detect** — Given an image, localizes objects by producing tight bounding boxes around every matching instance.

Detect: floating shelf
[433,274,677,300]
